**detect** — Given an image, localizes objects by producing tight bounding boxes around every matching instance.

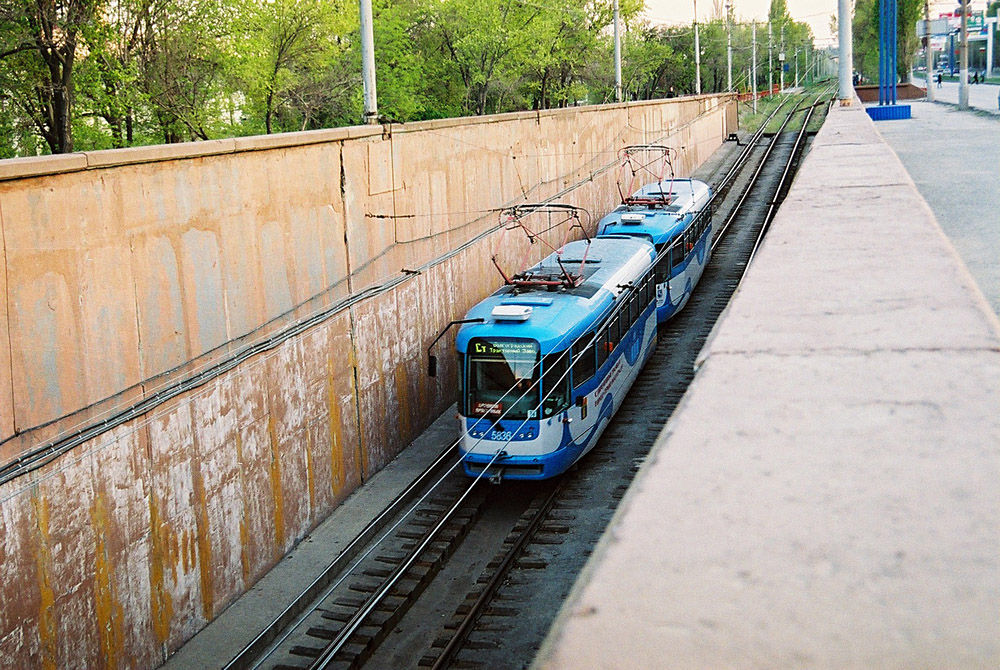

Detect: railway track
[225,90,833,670]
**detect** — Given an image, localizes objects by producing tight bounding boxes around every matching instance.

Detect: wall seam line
[0,191,15,436]
[340,141,366,483]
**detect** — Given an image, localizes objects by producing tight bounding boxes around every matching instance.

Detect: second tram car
[455,237,658,481]
[596,178,713,322]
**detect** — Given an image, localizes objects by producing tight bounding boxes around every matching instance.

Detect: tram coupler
[488,451,509,485]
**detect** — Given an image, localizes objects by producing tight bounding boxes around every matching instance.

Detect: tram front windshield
[466,338,539,420]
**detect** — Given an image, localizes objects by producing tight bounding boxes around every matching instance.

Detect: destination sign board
[470,339,538,358]
[472,401,502,417]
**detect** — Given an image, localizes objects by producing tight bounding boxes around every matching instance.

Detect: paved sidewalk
[875,100,1000,317]
[913,74,1000,114]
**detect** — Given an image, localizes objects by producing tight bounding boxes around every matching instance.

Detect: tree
[232,0,355,134]
[0,0,105,153]
[0,0,822,157]
[623,25,693,99]
[137,0,232,143]
[426,0,540,115]
[852,0,921,82]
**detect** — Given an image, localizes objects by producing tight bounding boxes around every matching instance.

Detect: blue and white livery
[596,178,713,322]
[455,237,658,481]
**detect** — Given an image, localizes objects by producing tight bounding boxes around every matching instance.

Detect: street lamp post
[959,0,969,109]
[752,21,758,112]
[769,21,773,94]
[838,0,854,103]
[614,0,623,102]
[726,0,733,92]
[694,0,701,94]
[360,0,378,123]
[924,0,934,101]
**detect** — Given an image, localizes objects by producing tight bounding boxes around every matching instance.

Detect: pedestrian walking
[936,72,942,88]
[972,70,979,84]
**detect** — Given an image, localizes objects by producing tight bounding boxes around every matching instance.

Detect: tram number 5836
[490,430,514,442]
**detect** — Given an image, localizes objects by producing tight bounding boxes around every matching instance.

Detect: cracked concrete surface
[534,103,1000,669]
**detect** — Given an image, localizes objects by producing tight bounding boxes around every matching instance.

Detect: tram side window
[572,337,596,387]
[655,254,670,283]
[542,353,571,417]
[671,243,685,267]
[645,274,655,305]
[597,327,611,368]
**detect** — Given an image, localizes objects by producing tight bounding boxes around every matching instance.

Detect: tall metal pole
[768,20,773,94]
[780,24,785,90]
[694,0,702,94]
[752,21,758,112]
[881,0,888,104]
[838,0,854,104]
[726,0,733,92]
[614,0,623,102]
[924,0,934,101]
[959,0,969,109]
[359,0,378,123]
[795,48,800,86]
[891,0,898,103]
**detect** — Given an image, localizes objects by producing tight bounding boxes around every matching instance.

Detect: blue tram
[455,237,658,481]
[596,178,712,322]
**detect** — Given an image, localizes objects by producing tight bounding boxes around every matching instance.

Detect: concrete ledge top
[83,138,239,168]
[0,152,89,181]
[0,94,735,181]
[534,102,1000,668]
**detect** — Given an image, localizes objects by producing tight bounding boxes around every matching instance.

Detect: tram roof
[456,237,655,353]
[597,178,711,245]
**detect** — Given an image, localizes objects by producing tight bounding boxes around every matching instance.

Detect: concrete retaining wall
[0,95,734,668]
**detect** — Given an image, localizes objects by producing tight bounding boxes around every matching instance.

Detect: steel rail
[711,97,800,253]
[307,475,488,669]
[428,479,563,670]
[222,443,460,670]
[639,96,791,282]
[710,96,789,200]
[763,100,824,227]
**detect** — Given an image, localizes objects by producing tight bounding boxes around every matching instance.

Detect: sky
[642,0,840,45]
[641,0,974,47]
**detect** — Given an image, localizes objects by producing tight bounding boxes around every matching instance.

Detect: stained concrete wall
[0,95,735,669]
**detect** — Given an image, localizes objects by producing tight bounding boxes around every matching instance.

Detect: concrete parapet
[0,97,734,667]
[535,104,1000,667]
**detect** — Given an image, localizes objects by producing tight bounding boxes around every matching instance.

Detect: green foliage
[0,0,106,153]
[0,0,822,157]
[852,0,923,82]
[230,0,358,134]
